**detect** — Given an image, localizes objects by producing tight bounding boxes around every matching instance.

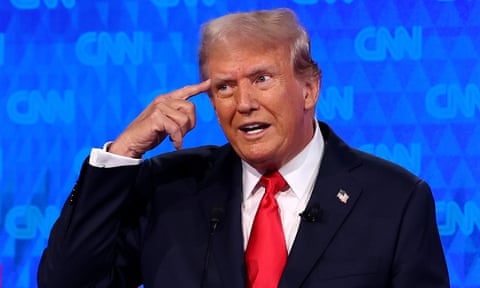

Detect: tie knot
[260,171,288,196]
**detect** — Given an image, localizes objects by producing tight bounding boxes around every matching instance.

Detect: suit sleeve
[37,158,145,288]
[391,180,450,287]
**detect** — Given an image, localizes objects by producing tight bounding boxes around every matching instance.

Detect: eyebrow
[211,64,275,83]
[245,64,275,78]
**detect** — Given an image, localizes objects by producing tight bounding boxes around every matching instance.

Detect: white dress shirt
[241,122,324,252]
[89,122,324,253]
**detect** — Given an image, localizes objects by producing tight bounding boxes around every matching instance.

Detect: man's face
[207,41,319,172]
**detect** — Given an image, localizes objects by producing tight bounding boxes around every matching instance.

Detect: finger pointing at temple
[108,79,211,158]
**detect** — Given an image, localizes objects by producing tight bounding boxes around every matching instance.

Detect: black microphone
[209,206,224,234]
[201,205,225,288]
[299,204,321,223]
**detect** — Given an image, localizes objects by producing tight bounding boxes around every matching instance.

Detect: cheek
[212,98,236,123]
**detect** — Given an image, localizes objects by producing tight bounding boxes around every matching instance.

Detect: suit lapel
[199,146,246,288]
[280,123,364,287]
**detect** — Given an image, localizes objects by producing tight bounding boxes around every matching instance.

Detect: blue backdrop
[1,0,479,287]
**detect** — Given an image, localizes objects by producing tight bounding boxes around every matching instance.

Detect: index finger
[170,79,211,100]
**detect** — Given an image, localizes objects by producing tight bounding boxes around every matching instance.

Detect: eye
[256,75,271,83]
[218,84,228,91]
[215,83,234,98]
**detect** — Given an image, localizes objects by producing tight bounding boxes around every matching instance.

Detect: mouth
[239,122,270,135]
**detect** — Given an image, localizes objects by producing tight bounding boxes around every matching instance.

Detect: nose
[236,82,259,114]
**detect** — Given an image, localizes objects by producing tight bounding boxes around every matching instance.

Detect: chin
[242,154,281,172]
[233,143,282,169]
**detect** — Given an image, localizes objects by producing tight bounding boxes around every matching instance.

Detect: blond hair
[198,8,321,82]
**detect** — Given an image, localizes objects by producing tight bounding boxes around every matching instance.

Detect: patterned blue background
[1,0,479,287]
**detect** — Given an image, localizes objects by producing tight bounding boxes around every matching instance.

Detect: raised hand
[108,79,211,158]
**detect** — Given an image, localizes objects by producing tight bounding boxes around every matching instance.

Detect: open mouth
[239,123,270,134]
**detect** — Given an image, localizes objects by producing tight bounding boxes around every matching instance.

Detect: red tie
[245,171,288,288]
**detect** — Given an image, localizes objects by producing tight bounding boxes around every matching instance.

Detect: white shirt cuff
[89,142,142,168]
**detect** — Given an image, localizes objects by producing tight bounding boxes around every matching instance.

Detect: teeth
[244,124,261,129]
[241,123,265,134]
[246,128,263,134]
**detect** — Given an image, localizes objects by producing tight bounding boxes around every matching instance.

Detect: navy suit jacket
[38,122,450,287]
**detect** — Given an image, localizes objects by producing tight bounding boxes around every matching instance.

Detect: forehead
[206,41,291,77]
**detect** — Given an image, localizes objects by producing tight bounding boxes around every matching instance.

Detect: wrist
[108,141,143,159]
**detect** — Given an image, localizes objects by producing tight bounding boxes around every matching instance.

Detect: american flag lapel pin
[336,189,349,204]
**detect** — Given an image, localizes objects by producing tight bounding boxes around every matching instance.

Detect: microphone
[201,205,225,288]
[299,204,321,223]
[209,206,224,235]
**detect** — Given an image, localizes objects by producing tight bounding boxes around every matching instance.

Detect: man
[38,8,450,287]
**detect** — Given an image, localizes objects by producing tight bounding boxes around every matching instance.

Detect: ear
[303,75,320,110]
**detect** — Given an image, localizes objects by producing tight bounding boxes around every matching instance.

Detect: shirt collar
[242,121,325,199]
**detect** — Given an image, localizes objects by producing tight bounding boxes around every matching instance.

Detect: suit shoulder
[320,122,422,187]
[345,147,436,216]
[140,144,233,181]
[150,145,221,163]
[350,146,423,189]
[146,145,221,169]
